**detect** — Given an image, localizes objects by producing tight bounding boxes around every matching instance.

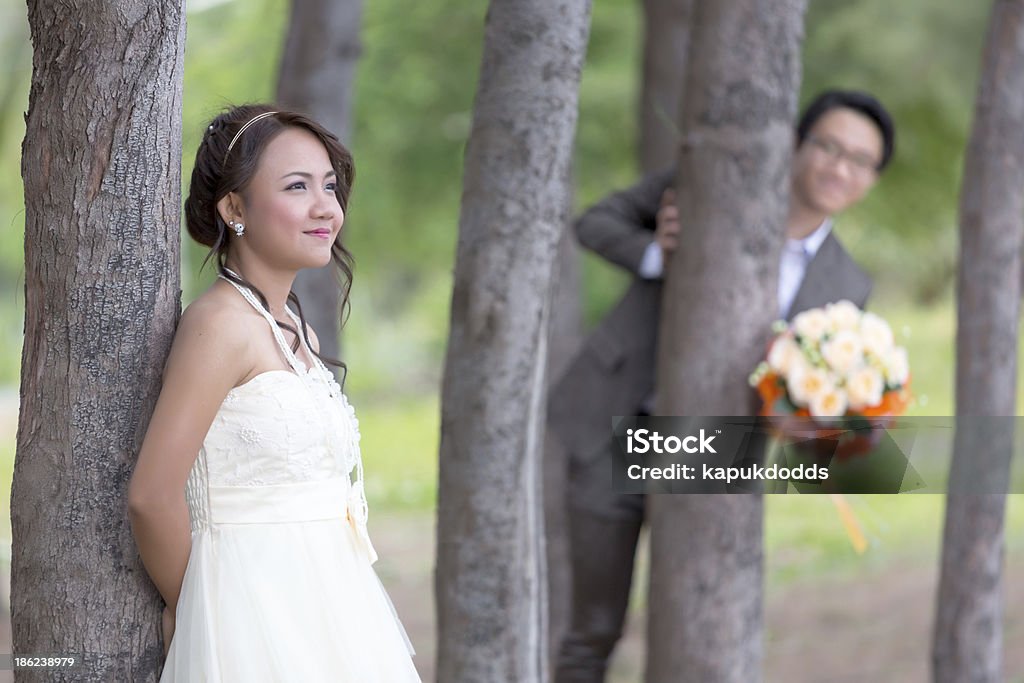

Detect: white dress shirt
[777,218,832,317]
[638,217,833,318]
[638,240,665,279]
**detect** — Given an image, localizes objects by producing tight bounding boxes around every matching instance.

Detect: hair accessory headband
[224,111,279,162]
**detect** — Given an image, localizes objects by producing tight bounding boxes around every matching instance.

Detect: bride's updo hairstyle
[185,103,355,374]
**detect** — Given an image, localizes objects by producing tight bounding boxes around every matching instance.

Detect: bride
[128,104,421,682]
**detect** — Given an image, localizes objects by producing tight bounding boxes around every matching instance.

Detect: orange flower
[857,377,912,417]
[756,372,783,406]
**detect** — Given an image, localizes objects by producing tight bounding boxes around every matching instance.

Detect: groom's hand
[655,188,680,256]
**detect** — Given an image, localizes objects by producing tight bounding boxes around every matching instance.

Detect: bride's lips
[304,229,331,239]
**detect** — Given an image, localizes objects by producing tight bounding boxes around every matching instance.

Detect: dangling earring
[229,220,245,237]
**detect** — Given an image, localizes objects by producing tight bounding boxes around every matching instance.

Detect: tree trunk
[13,1,185,680]
[933,2,1024,681]
[647,1,806,681]
[543,225,582,673]
[638,0,694,173]
[275,0,363,372]
[434,1,592,680]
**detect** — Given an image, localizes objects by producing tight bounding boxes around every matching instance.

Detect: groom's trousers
[553,435,646,683]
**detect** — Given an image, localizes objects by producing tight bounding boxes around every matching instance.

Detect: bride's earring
[229,220,245,237]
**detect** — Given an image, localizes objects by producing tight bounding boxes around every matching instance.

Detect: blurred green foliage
[0,0,997,402]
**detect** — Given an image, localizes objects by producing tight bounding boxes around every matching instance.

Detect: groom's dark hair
[796,89,896,172]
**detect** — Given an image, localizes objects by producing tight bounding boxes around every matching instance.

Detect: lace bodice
[197,367,358,487]
[184,271,371,552]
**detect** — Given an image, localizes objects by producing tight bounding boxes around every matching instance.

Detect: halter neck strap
[217,268,308,374]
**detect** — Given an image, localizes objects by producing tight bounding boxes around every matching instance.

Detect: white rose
[767,335,804,376]
[882,346,910,386]
[826,300,862,332]
[860,312,895,357]
[787,365,832,407]
[792,308,830,343]
[789,353,817,384]
[821,330,864,375]
[845,366,885,410]
[810,386,848,418]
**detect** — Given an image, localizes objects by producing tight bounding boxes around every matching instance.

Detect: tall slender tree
[933,2,1024,681]
[638,0,694,173]
[13,0,185,679]
[646,1,806,681]
[434,0,592,680]
[275,0,363,372]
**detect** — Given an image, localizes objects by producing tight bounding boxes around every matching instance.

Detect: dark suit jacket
[548,168,873,467]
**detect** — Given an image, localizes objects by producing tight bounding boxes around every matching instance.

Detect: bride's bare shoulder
[182,281,263,332]
[151,285,260,416]
[165,283,261,378]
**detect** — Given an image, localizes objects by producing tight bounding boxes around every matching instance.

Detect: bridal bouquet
[749,300,912,422]
[750,301,913,545]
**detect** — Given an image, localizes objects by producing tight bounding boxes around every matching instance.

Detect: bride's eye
[287,181,306,190]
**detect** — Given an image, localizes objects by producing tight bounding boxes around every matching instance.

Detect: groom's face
[790,107,884,216]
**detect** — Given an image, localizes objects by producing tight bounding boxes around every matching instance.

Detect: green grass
[358,394,439,511]
[765,494,1024,588]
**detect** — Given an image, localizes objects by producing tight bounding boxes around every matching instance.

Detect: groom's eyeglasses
[806,135,880,176]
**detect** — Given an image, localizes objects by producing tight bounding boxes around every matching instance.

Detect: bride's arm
[128,302,249,611]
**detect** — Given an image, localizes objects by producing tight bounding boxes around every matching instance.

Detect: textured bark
[543,226,582,672]
[275,0,363,371]
[13,1,184,681]
[435,1,592,680]
[647,1,806,681]
[933,2,1024,681]
[638,0,694,173]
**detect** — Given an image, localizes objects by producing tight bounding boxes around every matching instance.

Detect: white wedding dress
[160,274,421,682]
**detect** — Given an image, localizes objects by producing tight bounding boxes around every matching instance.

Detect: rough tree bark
[933,2,1024,681]
[638,0,694,173]
[275,0,363,371]
[646,1,806,681]
[13,0,185,680]
[434,0,592,680]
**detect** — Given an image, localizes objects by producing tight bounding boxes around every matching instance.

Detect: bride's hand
[161,606,176,657]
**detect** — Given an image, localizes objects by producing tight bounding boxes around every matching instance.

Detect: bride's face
[236,127,344,270]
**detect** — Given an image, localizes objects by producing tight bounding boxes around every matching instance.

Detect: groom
[549,89,896,682]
